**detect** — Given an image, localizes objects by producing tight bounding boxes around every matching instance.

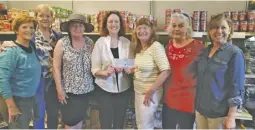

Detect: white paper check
[113,59,135,68]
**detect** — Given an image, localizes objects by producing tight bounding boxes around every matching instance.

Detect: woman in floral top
[53,14,94,129]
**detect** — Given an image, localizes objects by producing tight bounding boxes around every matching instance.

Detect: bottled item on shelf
[173,9,183,14]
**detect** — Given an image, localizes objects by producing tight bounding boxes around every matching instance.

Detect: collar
[208,40,232,51]
[13,41,32,53]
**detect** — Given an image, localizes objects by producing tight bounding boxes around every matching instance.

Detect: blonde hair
[132,18,158,54]
[34,4,54,17]
[12,14,36,34]
[207,13,234,41]
[167,13,193,39]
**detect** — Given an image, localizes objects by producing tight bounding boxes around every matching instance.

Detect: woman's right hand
[7,106,21,123]
[102,65,115,77]
[57,88,69,105]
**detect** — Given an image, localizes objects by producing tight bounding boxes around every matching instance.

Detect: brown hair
[207,13,234,41]
[100,11,125,37]
[34,4,54,17]
[12,14,37,34]
[132,18,157,54]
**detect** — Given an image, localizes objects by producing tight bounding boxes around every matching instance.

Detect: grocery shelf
[245,74,255,78]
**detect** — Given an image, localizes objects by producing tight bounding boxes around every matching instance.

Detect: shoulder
[119,36,130,44]
[151,41,164,49]
[229,44,243,56]
[85,36,94,44]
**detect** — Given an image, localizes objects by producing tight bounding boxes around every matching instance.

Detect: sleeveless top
[61,36,94,94]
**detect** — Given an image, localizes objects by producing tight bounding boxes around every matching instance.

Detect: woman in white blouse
[91,11,133,129]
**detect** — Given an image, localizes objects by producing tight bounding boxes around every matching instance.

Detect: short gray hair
[167,13,193,39]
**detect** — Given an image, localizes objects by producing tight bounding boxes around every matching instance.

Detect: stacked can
[165,9,173,31]
[248,10,255,32]
[239,11,248,32]
[192,11,207,32]
[165,9,183,31]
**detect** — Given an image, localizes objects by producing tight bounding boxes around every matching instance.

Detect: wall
[4,0,247,31]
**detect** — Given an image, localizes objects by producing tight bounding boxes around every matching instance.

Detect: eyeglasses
[70,23,84,29]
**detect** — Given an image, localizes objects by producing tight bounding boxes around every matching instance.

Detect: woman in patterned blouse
[162,13,205,129]
[53,14,94,129]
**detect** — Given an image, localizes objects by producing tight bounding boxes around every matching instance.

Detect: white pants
[135,90,163,129]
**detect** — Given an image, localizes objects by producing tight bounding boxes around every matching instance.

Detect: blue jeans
[0,96,35,129]
[33,78,45,129]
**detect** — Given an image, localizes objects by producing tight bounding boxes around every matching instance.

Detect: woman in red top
[162,13,205,129]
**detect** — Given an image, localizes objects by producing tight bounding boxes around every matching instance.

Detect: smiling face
[209,19,231,44]
[168,17,188,40]
[136,24,152,43]
[69,21,85,37]
[36,8,53,28]
[16,22,35,41]
[107,14,120,35]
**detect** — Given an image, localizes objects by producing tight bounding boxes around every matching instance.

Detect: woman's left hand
[223,115,236,129]
[115,67,123,73]
[143,88,155,107]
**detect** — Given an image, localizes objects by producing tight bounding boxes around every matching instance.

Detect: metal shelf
[245,74,255,78]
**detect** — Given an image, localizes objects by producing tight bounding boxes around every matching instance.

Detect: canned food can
[193,11,200,21]
[248,10,255,21]
[200,11,207,21]
[248,21,255,32]
[240,21,248,32]
[233,21,239,32]
[200,20,207,32]
[192,20,200,32]
[231,11,239,21]
[239,11,247,21]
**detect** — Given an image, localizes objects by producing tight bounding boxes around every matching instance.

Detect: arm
[0,48,21,122]
[53,40,64,92]
[227,50,245,110]
[91,39,114,78]
[151,42,171,91]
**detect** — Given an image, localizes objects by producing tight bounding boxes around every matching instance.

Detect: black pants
[98,87,130,129]
[44,78,60,129]
[162,103,195,129]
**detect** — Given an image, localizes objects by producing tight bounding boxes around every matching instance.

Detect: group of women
[0,4,245,129]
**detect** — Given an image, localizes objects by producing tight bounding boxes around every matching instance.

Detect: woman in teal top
[0,15,41,129]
